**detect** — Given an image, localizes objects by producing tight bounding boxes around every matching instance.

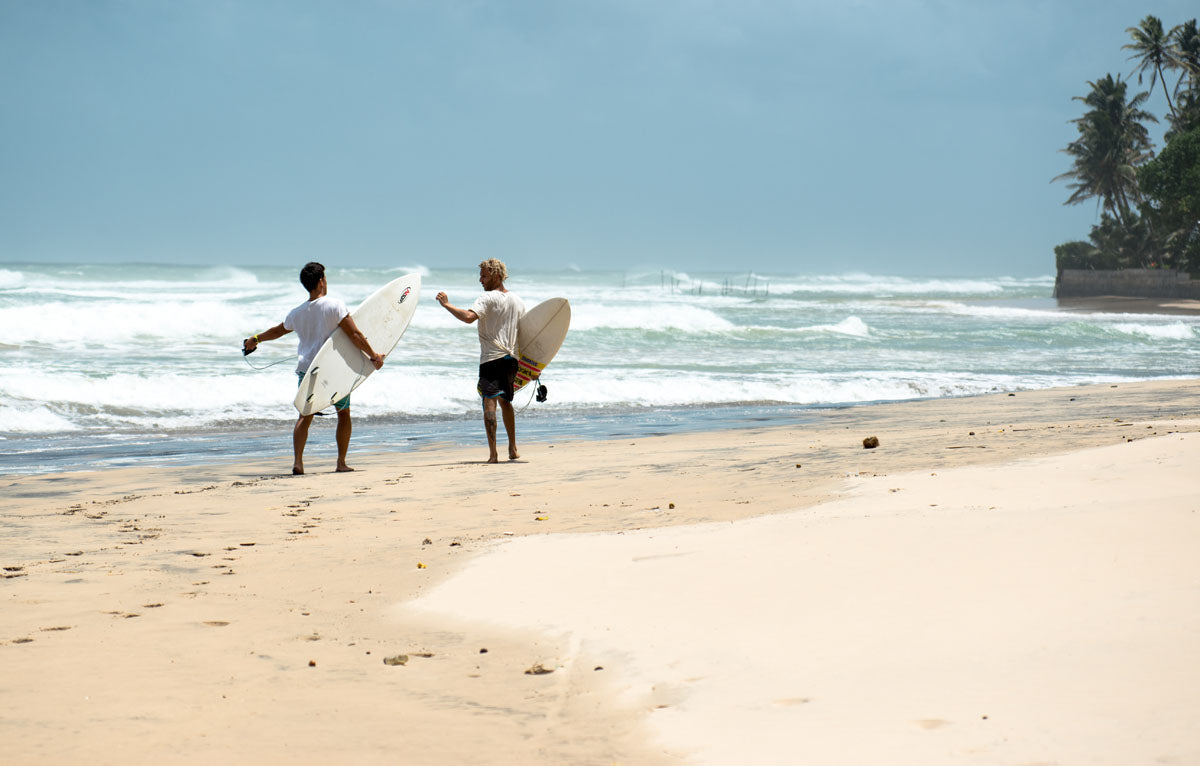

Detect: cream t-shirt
[470,291,526,363]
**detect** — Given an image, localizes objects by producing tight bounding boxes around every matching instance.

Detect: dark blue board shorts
[478,356,518,403]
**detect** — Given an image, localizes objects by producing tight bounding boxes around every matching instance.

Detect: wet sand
[1054,295,1200,315]
[2,379,1199,764]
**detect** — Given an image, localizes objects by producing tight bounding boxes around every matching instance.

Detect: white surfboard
[514,298,570,392]
[294,273,421,415]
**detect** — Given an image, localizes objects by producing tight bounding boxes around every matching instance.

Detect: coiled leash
[241,342,291,371]
[518,381,549,413]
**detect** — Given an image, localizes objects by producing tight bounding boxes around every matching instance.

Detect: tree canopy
[1055,14,1200,273]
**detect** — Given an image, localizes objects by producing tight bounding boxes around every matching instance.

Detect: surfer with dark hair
[242,262,384,475]
[436,258,527,463]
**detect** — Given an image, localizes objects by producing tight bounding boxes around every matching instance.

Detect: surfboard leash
[518,380,549,413]
[240,346,293,371]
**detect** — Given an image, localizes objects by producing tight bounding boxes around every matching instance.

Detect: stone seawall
[1054,269,1200,299]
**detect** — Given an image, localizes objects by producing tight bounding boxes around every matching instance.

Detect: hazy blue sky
[2,0,1194,276]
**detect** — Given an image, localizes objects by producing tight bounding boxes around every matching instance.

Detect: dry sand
[2,379,1199,764]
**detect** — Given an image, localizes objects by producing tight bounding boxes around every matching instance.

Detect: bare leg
[483,398,499,463]
[335,408,354,472]
[293,414,315,474]
[499,399,518,460]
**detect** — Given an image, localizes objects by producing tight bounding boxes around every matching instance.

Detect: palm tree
[1124,15,1179,119]
[1167,20,1200,138]
[1171,20,1200,89]
[1055,75,1157,218]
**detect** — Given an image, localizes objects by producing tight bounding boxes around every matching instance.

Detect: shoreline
[3,378,1199,764]
[5,373,1200,477]
[1054,295,1200,315]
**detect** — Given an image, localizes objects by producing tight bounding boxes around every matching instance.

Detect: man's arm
[242,323,290,354]
[338,314,385,370]
[435,292,478,324]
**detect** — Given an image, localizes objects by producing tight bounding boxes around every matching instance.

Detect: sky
[1,0,1195,276]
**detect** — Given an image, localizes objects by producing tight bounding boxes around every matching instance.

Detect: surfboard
[294,273,421,415]
[514,298,571,392]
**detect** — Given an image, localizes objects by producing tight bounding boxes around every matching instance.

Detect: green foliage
[1053,16,1199,273]
[1055,241,1105,270]
[1166,20,1200,140]
[1054,75,1155,218]
[1138,126,1200,271]
[1125,15,1178,118]
[1087,211,1157,268]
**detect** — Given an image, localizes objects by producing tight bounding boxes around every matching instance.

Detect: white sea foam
[0,404,81,433]
[1,300,279,345]
[383,264,431,277]
[530,369,1098,410]
[804,317,871,337]
[924,301,1072,321]
[569,304,735,333]
[196,265,260,286]
[766,274,1015,297]
[0,269,24,289]
[1108,322,1197,340]
[1,262,1193,464]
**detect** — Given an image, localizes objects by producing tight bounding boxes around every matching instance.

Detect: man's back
[286,295,348,373]
[471,291,525,363]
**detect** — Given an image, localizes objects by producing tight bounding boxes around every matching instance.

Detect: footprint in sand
[916,719,951,730]
[40,626,72,632]
[203,621,230,627]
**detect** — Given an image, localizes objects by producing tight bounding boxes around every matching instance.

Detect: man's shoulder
[316,295,350,316]
[285,299,310,326]
[472,290,502,311]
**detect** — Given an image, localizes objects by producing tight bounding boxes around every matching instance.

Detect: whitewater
[1,262,1197,474]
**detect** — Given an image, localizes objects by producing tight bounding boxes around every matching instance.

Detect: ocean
[1,262,1197,475]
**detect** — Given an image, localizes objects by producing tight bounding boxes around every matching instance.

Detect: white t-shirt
[284,295,349,373]
[471,290,526,363]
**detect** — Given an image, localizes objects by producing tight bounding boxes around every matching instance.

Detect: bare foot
[509,449,520,460]
[487,454,499,464]
[336,465,355,473]
[292,466,304,475]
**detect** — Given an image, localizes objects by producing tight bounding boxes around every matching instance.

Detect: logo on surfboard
[398,287,411,304]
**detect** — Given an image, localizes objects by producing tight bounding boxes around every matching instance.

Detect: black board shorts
[478,356,519,402]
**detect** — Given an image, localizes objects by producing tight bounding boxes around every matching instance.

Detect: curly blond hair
[478,258,508,281]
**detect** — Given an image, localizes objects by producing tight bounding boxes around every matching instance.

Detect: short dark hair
[300,262,325,292]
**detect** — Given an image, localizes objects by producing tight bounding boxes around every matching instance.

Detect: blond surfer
[436,259,526,463]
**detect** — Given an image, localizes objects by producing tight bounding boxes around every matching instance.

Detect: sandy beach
[3,379,1199,765]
